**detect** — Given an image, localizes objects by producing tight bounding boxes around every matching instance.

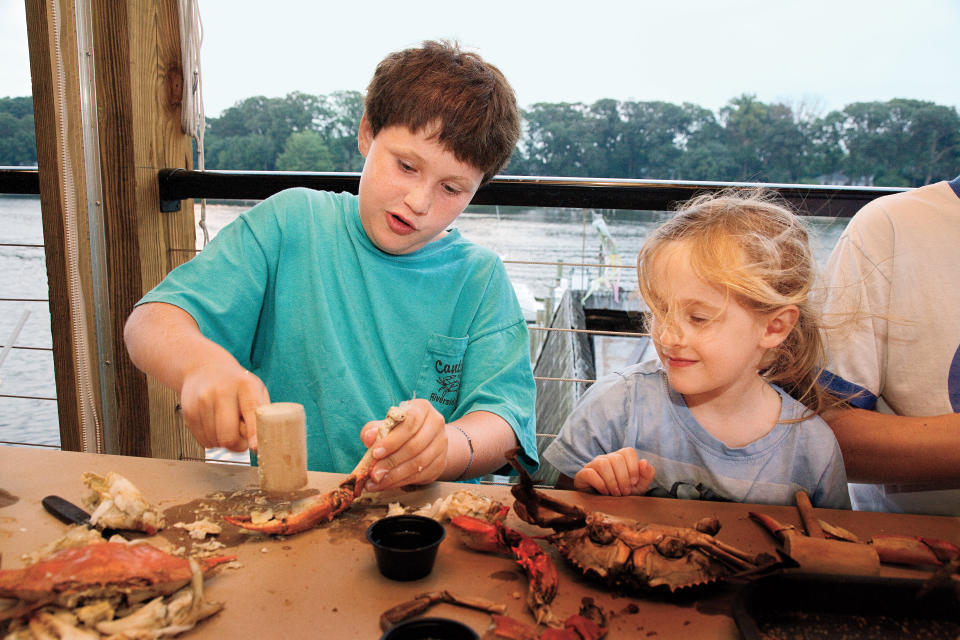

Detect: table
[1,447,958,638]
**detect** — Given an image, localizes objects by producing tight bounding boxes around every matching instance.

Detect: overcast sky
[2,0,958,119]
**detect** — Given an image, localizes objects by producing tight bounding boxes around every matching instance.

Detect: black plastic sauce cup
[366,515,446,581]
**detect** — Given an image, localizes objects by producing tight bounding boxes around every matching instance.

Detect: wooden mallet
[255,402,308,492]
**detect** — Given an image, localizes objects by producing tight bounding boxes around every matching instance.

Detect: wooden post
[25,0,97,453]
[256,403,308,492]
[25,0,200,459]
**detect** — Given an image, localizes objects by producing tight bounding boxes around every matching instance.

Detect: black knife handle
[42,495,94,527]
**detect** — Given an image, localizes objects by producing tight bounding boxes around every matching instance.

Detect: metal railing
[154,168,904,217]
[0,166,907,216]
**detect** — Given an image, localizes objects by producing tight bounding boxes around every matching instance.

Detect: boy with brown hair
[124,41,537,490]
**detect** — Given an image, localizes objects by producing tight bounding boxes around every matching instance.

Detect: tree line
[3,92,959,187]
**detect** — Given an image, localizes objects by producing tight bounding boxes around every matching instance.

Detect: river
[0,195,850,450]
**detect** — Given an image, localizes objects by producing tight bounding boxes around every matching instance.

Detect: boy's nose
[403,182,432,215]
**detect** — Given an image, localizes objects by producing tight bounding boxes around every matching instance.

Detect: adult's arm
[822,407,960,484]
[123,302,268,451]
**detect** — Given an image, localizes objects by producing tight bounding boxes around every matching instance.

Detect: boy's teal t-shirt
[139,188,538,474]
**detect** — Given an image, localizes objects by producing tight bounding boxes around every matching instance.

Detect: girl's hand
[573,447,655,496]
[360,398,448,491]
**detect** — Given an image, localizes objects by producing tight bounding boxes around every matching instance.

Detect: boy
[124,41,538,491]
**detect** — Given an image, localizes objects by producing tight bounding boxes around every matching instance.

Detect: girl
[544,189,850,508]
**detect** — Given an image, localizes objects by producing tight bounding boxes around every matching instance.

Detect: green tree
[617,101,692,179]
[520,102,593,176]
[205,92,319,170]
[0,96,37,165]
[276,131,334,171]
[205,134,276,171]
[317,91,365,171]
[833,99,960,186]
[717,94,809,183]
[675,104,738,181]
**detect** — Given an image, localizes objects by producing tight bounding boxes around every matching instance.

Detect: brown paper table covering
[1,446,958,639]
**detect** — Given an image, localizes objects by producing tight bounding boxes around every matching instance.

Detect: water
[0,195,57,446]
[0,196,850,449]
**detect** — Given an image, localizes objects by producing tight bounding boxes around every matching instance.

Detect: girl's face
[647,241,771,406]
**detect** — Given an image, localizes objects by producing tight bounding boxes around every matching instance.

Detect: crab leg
[379,590,505,632]
[224,404,407,535]
[754,512,960,569]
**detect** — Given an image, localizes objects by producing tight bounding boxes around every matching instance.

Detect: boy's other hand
[573,448,655,497]
[361,398,447,491]
[179,363,269,452]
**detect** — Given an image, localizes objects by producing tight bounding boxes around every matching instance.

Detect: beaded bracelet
[453,424,475,481]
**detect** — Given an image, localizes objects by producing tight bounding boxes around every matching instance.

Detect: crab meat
[81,471,165,535]
[387,489,509,523]
[19,525,106,566]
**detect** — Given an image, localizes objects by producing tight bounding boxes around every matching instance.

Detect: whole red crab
[0,542,234,622]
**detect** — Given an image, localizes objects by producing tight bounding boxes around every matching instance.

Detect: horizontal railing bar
[0,298,48,303]
[0,440,60,449]
[155,169,904,217]
[0,166,40,194]
[0,393,58,401]
[0,243,44,248]
[0,345,52,351]
[2,166,906,217]
[530,326,647,337]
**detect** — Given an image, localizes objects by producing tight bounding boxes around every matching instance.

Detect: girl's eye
[689,315,709,325]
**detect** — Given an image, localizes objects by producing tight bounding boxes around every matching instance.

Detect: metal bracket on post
[158,168,184,212]
[160,198,182,212]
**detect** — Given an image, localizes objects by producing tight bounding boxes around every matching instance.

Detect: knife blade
[41,495,127,539]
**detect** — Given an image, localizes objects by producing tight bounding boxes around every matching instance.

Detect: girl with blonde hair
[544,189,850,508]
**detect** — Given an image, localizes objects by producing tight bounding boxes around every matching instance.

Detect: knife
[41,495,128,539]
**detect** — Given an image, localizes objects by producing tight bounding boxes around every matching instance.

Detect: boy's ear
[759,305,799,349]
[357,113,373,158]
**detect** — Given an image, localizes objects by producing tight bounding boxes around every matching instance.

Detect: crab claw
[223,486,358,535]
[379,590,505,632]
[870,535,960,567]
[451,514,558,625]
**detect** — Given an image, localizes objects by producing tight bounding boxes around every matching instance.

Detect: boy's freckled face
[356,117,483,255]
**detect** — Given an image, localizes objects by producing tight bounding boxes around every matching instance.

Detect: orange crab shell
[0,542,234,612]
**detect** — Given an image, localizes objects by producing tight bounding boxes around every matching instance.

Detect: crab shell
[547,512,742,592]
[0,542,234,618]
